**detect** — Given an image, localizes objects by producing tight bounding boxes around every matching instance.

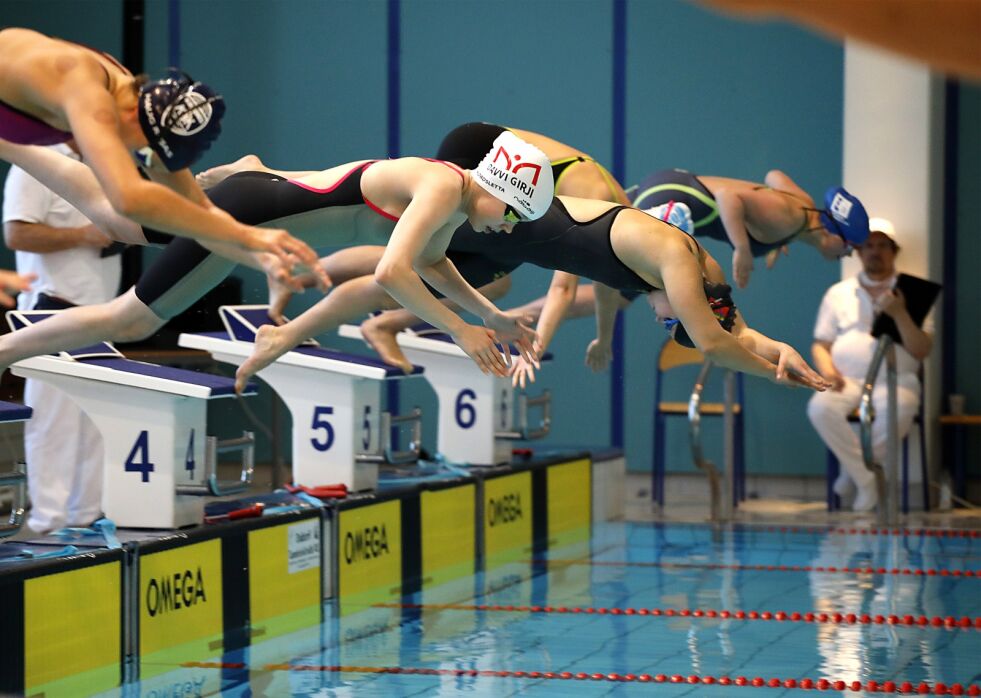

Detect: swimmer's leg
[360,274,514,370]
[195,154,320,189]
[0,288,165,374]
[236,274,400,392]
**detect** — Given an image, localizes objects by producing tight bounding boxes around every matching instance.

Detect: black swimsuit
[134,163,421,318]
[446,198,656,296]
[631,169,803,257]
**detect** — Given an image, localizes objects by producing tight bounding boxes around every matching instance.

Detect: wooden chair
[651,339,745,506]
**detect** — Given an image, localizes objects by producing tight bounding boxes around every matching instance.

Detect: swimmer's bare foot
[361,316,413,374]
[235,324,291,393]
[196,154,265,189]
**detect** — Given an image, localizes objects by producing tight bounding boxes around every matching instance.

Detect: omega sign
[145,566,207,617]
[487,492,522,526]
[344,524,390,564]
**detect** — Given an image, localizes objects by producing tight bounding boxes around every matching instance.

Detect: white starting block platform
[179,306,426,491]
[339,323,551,466]
[0,400,32,539]
[7,310,258,529]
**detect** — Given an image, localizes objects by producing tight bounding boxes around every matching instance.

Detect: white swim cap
[470,131,554,220]
[868,216,897,243]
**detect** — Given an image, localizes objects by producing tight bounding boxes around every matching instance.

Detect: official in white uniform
[807,219,933,512]
[2,142,121,532]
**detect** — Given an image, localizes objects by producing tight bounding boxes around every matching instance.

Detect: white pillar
[842,41,946,502]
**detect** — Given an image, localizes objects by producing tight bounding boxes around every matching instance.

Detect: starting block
[0,400,33,539]
[339,323,551,466]
[179,306,425,491]
[7,311,258,529]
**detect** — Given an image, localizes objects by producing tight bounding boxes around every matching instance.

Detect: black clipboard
[871,273,942,345]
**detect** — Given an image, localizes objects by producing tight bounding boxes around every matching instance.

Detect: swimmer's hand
[484,311,540,369]
[259,253,332,301]
[510,355,538,389]
[247,226,329,289]
[585,338,613,372]
[773,343,830,391]
[733,247,753,289]
[265,264,327,325]
[765,245,789,270]
[452,324,512,377]
[0,270,35,308]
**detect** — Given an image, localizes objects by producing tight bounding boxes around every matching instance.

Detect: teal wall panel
[0,0,975,486]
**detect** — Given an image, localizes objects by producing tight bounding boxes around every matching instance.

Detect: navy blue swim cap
[819,186,869,248]
[138,72,225,171]
[662,281,738,349]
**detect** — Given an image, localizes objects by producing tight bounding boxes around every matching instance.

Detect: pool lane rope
[253,664,981,694]
[532,558,980,578]
[681,525,980,540]
[375,602,981,629]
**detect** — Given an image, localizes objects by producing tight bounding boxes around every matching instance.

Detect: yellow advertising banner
[139,539,223,675]
[483,471,532,565]
[24,560,122,697]
[421,484,475,588]
[249,518,322,640]
[547,458,592,550]
[338,500,401,614]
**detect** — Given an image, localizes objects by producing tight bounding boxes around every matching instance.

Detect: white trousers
[23,379,104,532]
[807,374,920,489]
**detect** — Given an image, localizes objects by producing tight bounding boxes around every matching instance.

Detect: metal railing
[177,431,255,496]
[687,363,738,522]
[859,335,899,525]
[0,461,26,539]
[497,390,552,440]
[357,407,423,465]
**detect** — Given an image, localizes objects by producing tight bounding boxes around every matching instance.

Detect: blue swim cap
[662,281,738,349]
[819,186,869,247]
[138,72,225,171]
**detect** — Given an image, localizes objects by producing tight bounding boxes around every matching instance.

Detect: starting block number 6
[455,389,476,429]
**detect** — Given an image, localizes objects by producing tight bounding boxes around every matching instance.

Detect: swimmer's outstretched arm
[375,187,536,375]
[0,139,147,244]
[731,315,829,390]
[713,186,754,289]
[586,282,624,372]
[656,239,826,389]
[0,138,323,274]
[510,271,582,388]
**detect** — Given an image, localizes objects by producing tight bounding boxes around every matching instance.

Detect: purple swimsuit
[0,39,127,146]
[0,98,71,145]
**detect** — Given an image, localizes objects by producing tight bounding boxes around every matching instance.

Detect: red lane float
[257,664,979,694]
[375,602,980,630]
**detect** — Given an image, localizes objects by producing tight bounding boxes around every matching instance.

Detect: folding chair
[651,339,745,507]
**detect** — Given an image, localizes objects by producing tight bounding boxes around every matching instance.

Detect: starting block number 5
[310,405,374,452]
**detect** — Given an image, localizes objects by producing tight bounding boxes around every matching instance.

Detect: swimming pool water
[109,522,981,697]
